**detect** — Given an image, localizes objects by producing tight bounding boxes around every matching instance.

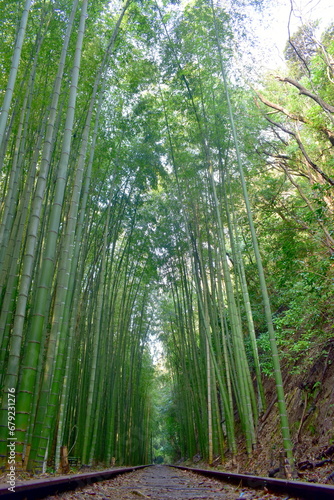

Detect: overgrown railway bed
[1,464,334,499]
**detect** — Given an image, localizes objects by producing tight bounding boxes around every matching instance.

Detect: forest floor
[0,466,297,500]
[43,465,294,500]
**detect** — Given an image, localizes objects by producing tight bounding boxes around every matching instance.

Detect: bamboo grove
[1,0,333,472]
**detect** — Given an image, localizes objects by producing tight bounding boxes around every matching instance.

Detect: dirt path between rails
[44,465,295,500]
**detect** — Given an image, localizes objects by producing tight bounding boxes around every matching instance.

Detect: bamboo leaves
[0,0,155,470]
[0,0,32,156]
[0,0,303,472]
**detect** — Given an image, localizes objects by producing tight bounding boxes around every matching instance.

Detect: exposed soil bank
[187,340,334,484]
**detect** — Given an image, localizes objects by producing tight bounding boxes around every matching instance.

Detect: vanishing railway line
[1,464,334,500]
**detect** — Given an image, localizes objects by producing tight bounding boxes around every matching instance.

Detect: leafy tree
[284,22,319,78]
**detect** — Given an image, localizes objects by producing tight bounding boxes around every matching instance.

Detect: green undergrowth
[255,253,334,377]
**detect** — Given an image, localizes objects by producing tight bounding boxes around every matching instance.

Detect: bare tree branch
[264,115,334,187]
[256,93,334,146]
[257,93,306,122]
[275,76,334,113]
[287,0,311,77]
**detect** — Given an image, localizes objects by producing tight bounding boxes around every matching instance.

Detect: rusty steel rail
[170,464,334,499]
[2,463,334,499]
[0,464,152,500]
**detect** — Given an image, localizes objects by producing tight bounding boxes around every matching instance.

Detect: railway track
[0,463,333,499]
[0,465,149,500]
[171,465,334,499]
